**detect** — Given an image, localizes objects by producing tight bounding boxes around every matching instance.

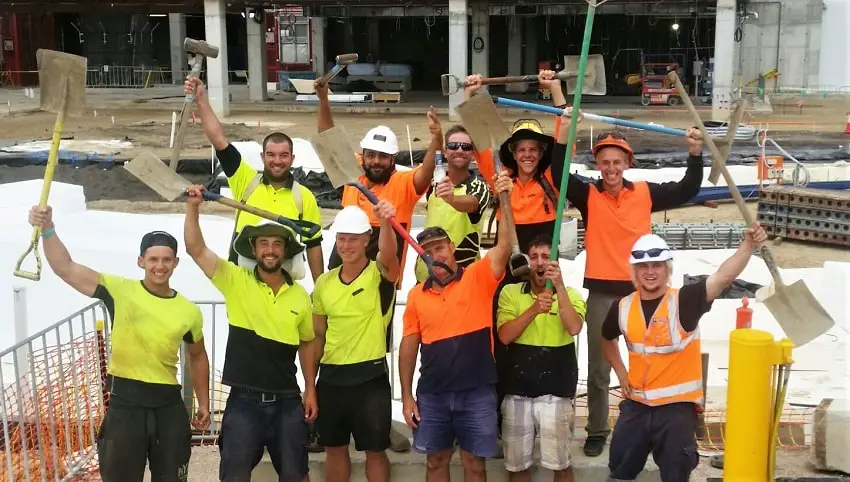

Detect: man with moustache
[28,205,209,482]
[185,76,324,281]
[316,80,439,452]
[496,235,586,482]
[414,123,492,283]
[183,185,318,482]
[601,224,767,481]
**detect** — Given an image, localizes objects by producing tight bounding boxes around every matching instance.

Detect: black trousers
[96,401,192,482]
[608,399,700,482]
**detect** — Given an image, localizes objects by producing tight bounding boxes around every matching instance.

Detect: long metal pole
[548,2,599,289]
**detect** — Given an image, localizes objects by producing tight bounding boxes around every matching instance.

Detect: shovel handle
[201,191,321,239]
[492,151,523,251]
[667,71,785,285]
[349,182,427,257]
[13,90,67,281]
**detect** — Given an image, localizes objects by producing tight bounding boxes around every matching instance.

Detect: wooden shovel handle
[479,75,540,86]
[667,72,785,285]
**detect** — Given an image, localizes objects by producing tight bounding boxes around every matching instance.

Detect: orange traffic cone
[845,111,850,134]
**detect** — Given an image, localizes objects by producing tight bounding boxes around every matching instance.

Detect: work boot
[583,435,607,457]
[389,424,411,452]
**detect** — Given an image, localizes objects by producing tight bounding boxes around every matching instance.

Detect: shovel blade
[123,151,191,201]
[454,93,512,152]
[36,49,87,117]
[756,279,835,347]
[310,126,364,189]
[508,253,531,278]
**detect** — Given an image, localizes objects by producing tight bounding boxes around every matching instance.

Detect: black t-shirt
[601,279,712,341]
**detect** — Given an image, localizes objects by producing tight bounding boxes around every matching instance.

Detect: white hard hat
[330,206,372,235]
[360,126,399,155]
[629,234,673,264]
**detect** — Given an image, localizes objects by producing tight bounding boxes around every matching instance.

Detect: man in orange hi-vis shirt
[315,79,438,453]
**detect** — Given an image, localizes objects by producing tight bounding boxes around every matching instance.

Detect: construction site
[1,0,850,480]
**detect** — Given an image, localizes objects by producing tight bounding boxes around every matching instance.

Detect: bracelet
[41,227,55,239]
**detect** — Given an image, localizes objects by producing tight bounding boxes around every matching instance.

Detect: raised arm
[185,77,229,151]
[315,81,334,133]
[412,107,441,195]
[28,206,100,297]
[487,171,514,277]
[705,223,767,302]
[550,109,591,213]
[184,185,222,279]
[374,200,401,284]
[648,128,704,212]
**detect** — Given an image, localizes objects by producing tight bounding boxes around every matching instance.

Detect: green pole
[547,2,599,291]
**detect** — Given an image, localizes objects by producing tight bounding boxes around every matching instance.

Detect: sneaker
[583,435,606,457]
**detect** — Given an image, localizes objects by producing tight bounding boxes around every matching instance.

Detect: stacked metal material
[758,185,850,247]
[573,220,746,251]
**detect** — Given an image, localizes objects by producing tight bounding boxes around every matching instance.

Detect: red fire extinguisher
[736,297,753,329]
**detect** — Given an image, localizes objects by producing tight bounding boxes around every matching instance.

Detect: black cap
[416,226,450,247]
[140,231,178,256]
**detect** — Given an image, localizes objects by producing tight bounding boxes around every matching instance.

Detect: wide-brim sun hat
[233,222,304,262]
[629,233,673,265]
[498,119,555,174]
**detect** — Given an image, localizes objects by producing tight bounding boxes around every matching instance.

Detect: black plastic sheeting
[683,274,763,299]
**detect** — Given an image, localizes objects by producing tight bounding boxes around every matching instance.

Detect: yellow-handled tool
[13,49,87,281]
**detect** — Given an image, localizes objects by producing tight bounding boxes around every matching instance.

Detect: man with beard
[414,123,492,283]
[545,89,704,457]
[601,224,766,481]
[184,185,318,482]
[496,235,585,482]
[316,80,438,452]
[399,170,513,482]
[310,203,400,482]
[185,77,324,281]
[28,205,210,482]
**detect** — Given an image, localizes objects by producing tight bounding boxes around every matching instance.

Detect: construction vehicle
[640,62,683,106]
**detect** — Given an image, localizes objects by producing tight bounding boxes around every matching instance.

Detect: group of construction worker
[25,69,768,482]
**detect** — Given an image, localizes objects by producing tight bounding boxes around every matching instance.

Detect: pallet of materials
[757,185,850,247]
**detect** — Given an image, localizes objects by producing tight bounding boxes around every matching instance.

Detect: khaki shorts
[501,394,576,472]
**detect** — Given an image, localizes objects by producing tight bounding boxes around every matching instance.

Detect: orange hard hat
[592,131,635,166]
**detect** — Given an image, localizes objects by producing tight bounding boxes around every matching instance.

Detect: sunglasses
[631,248,668,259]
[596,132,627,142]
[446,141,474,151]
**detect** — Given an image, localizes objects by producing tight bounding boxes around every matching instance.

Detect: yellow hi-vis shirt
[312,261,396,386]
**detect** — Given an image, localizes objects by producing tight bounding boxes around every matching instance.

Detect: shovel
[309,125,452,282]
[669,71,835,347]
[13,49,87,281]
[122,151,320,239]
[454,92,531,278]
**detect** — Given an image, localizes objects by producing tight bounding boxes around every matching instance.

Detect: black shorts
[316,374,392,452]
[97,401,191,482]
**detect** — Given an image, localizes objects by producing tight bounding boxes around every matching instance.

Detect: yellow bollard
[723,329,783,482]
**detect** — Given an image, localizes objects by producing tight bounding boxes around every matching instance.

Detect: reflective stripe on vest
[584,181,652,282]
[617,288,704,407]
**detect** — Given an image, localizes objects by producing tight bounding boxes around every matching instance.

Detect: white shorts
[501,394,576,472]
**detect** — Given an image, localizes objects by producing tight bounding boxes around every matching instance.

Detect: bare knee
[364,450,388,463]
[325,446,349,460]
[426,450,452,471]
[459,450,486,475]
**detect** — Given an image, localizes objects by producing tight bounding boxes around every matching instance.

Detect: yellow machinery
[723,329,794,481]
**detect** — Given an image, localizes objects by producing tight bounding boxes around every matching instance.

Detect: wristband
[41,227,55,239]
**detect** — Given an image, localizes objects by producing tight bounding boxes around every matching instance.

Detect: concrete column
[204,0,230,117]
[246,9,268,102]
[819,0,850,89]
[523,17,537,74]
[470,5,489,80]
[505,18,523,93]
[448,0,468,120]
[311,17,327,75]
[168,14,186,85]
[712,0,736,121]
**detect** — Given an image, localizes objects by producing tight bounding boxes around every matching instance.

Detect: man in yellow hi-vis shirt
[185,76,324,281]
[310,203,400,482]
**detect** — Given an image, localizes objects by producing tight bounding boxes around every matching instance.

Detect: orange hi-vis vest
[584,181,652,282]
[617,288,704,408]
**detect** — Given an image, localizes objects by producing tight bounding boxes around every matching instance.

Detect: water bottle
[434,150,446,185]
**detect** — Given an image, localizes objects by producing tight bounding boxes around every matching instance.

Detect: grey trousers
[585,290,621,439]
